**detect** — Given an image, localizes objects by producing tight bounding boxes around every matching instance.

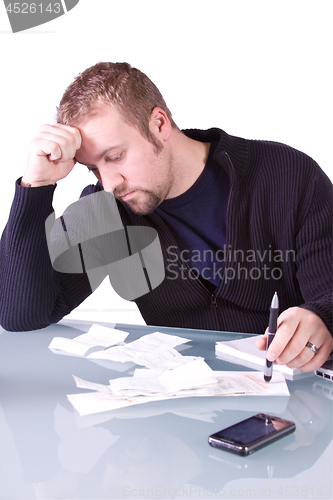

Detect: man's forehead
[75,114,129,165]
[77,102,122,128]
[75,138,123,164]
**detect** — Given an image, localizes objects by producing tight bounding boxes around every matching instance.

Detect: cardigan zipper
[211,294,217,308]
[146,149,236,312]
[207,151,235,307]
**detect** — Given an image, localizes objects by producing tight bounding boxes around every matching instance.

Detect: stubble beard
[119,189,164,215]
[116,148,175,216]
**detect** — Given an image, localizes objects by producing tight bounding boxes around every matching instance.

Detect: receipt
[49,324,129,356]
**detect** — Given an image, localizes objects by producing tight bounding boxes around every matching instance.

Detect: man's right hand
[21,123,82,187]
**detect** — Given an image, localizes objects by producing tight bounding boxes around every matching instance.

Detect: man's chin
[119,194,161,216]
[121,200,156,216]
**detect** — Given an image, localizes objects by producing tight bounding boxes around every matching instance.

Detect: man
[0,62,332,372]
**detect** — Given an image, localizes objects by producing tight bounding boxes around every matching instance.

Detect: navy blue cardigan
[1,128,332,333]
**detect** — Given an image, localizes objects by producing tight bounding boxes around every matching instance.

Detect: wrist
[21,176,56,188]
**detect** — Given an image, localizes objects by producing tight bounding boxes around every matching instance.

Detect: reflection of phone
[208,413,296,456]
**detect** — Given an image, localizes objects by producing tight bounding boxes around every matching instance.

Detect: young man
[0,62,332,372]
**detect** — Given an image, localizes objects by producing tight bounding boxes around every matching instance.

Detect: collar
[182,127,249,186]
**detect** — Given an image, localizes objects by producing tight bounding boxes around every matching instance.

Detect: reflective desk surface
[0,319,332,500]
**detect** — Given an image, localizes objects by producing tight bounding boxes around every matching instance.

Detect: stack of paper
[48,325,290,417]
[68,370,289,417]
[215,335,312,380]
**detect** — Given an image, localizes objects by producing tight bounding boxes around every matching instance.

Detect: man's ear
[149,107,172,142]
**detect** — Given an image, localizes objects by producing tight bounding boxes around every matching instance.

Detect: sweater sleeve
[0,180,97,331]
[295,165,333,334]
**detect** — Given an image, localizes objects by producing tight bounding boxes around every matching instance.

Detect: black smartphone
[208,413,296,456]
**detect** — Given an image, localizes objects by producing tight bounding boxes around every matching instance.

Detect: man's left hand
[255,307,333,372]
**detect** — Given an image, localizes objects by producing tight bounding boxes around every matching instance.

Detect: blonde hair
[56,62,178,147]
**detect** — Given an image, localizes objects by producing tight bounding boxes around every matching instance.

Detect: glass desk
[0,319,332,500]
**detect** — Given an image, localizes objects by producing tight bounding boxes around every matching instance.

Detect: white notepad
[215,335,312,380]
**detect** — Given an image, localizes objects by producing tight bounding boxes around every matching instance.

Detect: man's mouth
[119,190,136,201]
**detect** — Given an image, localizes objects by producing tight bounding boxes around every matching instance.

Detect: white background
[0,2,332,495]
[0,0,332,319]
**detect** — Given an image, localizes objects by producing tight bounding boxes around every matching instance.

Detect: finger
[266,312,300,363]
[50,123,82,150]
[37,124,81,153]
[283,342,319,369]
[255,334,267,351]
[32,138,74,163]
[30,138,63,162]
[33,132,77,162]
[274,326,317,366]
[287,338,333,372]
[275,309,333,368]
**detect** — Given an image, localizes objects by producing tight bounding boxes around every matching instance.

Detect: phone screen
[208,414,296,455]
[215,415,282,444]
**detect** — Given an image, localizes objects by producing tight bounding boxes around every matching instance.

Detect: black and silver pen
[264,292,279,382]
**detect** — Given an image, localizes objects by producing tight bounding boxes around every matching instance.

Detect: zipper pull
[211,294,217,308]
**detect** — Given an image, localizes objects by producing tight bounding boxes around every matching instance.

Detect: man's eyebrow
[74,145,124,167]
[95,145,122,161]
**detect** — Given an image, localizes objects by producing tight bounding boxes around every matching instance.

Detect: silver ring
[306,341,319,355]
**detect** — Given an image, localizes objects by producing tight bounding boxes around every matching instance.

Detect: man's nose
[99,169,125,193]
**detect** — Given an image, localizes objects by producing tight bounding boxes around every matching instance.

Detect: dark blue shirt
[155,141,230,287]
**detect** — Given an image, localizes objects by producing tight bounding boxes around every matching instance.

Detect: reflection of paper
[54,403,120,473]
[67,391,136,415]
[170,407,217,423]
[68,371,289,417]
[49,324,129,356]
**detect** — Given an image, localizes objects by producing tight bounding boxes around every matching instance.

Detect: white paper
[49,324,129,356]
[213,371,288,396]
[158,359,216,393]
[87,332,192,370]
[68,370,289,416]
[127,348,200,372]
[74,324,129,347]
[133,369,162,378]
[109,376,166,396]
[87,345,137,363]
[49,337,91,356]
[73,376,113,395]
[123,332,191,352]
[107,359,216,396]
[215,336,308,379]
